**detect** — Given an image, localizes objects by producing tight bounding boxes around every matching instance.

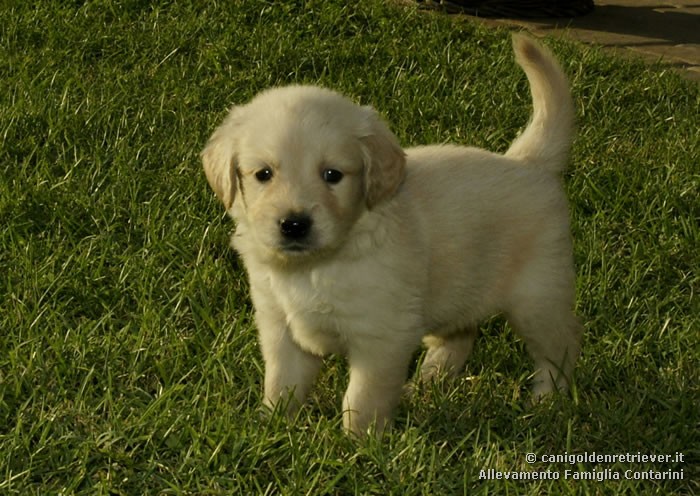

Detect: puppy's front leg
[342,342,415,437]
[256,309,322,416]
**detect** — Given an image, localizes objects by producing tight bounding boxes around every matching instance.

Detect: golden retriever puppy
[202,34,582,436]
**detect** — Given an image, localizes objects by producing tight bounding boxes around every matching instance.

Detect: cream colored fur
[202,34,582,436]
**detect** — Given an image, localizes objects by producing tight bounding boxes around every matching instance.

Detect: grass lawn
[1,1,698,494]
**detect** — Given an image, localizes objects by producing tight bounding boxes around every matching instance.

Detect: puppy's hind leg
[418,327,479,384]
[507,290,582,398]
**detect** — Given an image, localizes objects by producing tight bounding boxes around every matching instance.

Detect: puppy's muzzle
[279,212,313,250]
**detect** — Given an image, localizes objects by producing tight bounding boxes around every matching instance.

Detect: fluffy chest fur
[237,209,427,357]
[272,252,424,357]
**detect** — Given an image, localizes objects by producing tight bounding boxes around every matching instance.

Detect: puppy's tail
[505,34,574,172]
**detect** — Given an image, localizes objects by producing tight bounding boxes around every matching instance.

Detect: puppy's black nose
[279,213,312,240]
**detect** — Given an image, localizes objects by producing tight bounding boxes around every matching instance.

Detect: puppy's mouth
[279,240,314,253]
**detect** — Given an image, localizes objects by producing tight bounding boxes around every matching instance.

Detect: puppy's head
[202,85,405,262]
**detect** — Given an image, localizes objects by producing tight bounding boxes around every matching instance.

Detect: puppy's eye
[322,168,344,185]
[255,168,273,183]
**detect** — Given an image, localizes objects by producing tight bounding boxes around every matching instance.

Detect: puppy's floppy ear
[201,107,243,210]
[359,106,406,209]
